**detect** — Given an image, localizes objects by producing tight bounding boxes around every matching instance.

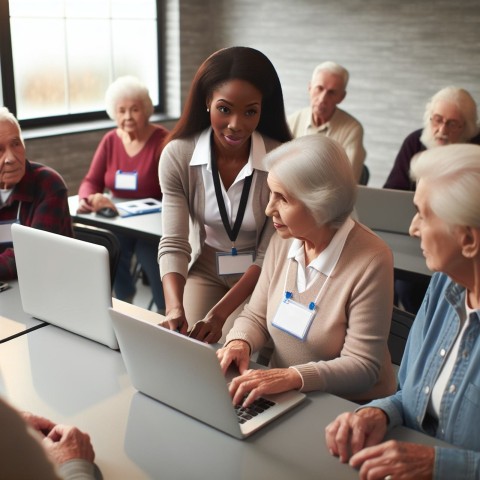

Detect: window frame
[0,0,166,129]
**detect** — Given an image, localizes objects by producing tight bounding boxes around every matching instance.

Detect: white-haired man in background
[288,61,366,183]
[384,86,480,191]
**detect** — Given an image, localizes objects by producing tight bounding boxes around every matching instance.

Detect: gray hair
[311,61,349,90]
[265,135,356,229]
[0,107,24,145]
[105,75,154,120]
[410,143,480,228]
[422,86,479,141]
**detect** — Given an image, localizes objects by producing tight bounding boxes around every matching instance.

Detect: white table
[0,281,46,343]
[0,320,452,480]
[68,195,162,243]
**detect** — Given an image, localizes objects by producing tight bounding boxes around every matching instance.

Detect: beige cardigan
[226,222,397,402]
[158,130,279,280]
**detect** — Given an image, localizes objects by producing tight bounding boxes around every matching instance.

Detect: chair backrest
[359,164,370,185]
[72,223,120,286]
[388,306,415,366]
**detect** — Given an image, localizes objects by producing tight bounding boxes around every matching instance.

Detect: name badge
[272,297,316,340]
[216,251,255,275]
[115,170,138,190]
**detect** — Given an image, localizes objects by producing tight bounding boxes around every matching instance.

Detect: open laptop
[12,223,118,349]
[354,185,416,234]
[110,308,306,439]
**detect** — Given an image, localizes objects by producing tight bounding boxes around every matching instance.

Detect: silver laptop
[354,185,416,234]
[12,223,118,349]
[110,308,306,439]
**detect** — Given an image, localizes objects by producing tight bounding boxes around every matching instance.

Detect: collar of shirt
[286,217,354,292]
[190,127,267,174]
[307,107,341,134]
[4,161,34,206]
[0,188,13,206]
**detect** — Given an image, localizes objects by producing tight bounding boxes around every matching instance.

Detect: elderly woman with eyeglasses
[326,144,480,480]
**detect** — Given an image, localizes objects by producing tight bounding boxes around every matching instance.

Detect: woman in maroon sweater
[78,76,168,311]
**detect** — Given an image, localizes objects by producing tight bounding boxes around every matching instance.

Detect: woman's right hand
[77,197,94,213]
[159,306,188,335]
[216,340,251,375]
[77,193,116,213]
[325,407,388,463]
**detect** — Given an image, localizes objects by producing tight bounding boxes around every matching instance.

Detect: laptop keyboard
[235,397,276,424]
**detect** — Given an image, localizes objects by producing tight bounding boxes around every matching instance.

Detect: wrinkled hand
[78,193,116,213]
[350,440,434,480]
[189,312,225,343]
[43,424,95,465]
[217,340,251,375]
[325,408,388,463]
[159,307,188,335]
[228,367,302,407]
[21,411,56,436]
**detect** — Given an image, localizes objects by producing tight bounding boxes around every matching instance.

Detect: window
[0,0,164,126]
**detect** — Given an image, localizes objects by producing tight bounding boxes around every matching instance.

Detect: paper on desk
[115,198,162,217]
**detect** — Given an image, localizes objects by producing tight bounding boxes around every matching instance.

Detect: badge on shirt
[115,170,138,190]
[272,294,316,340]
[216,250,255,275]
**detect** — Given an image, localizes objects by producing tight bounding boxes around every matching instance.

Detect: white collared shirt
[0,189,13,205]
[286,217,354,293]
[428,299,473,419]
[190,128,267,251]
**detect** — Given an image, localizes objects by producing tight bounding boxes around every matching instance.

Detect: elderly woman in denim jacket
[326,143,480,480]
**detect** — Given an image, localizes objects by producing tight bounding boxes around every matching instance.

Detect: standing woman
[158,46,292,343]
[78,76,168,311]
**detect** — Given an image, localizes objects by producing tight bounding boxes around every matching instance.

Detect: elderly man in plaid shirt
[0,107,73,279]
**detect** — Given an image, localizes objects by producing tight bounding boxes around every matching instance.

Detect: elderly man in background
[384,87,480,314]
[0,107,73,279]
[384,86,480,190]
[288,61,366,182]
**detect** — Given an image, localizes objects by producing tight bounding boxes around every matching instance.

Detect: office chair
[73,223,121,287]
[359,164,370,185]
[388,305,415,367]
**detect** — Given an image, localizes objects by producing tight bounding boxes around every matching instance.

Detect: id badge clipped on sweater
[272,294,316,340]
[216,250,255,275]
[115,170,138,191]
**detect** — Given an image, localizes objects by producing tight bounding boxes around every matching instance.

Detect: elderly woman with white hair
[217,135,397,406]
[78,76,168,311]
[326,143,480,480]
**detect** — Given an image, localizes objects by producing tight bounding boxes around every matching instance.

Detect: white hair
[422,86,479,142]
[0,107,24,145]
[265,135,356,228]
[104,76,154,120]
[311,61,349,90]
[410,143,480,228]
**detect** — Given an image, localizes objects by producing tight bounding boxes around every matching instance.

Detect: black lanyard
[210,144,253,255]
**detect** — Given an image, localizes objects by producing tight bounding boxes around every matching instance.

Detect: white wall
[171,0,480,186]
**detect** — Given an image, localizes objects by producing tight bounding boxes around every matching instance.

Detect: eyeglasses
[430,114,464,131]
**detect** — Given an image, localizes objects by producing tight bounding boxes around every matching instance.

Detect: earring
[206,108,210,112]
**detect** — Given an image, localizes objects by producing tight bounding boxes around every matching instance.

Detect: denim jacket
[368,273,480,479]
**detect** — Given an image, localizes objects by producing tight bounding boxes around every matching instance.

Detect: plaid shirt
[0,161,73,279]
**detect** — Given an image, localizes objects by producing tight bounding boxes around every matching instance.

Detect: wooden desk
[0,323,451,480]
[0,281,46,343]
[68,195,162,243]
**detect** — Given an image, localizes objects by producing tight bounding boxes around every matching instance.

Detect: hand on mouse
[86,194,117,213]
